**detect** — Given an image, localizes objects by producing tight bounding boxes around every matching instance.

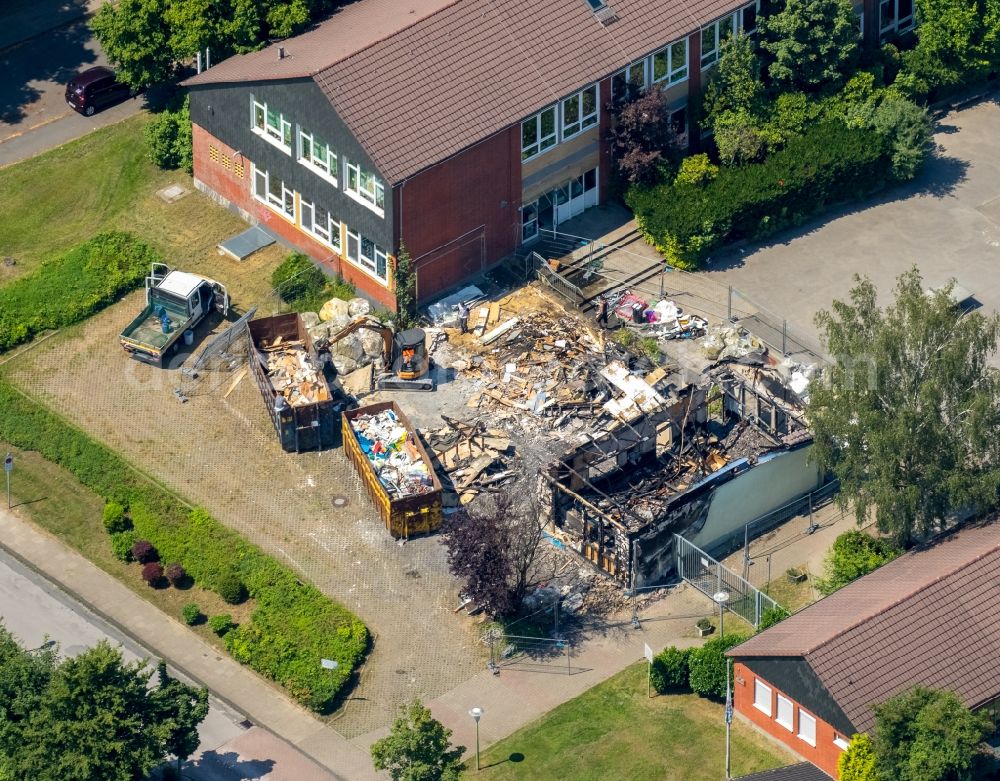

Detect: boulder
[348,297,372,318]
[319,297,351,324]
[300,311,321,330]
[308,323,331,343]
[359,329,386,359]
[334,333,365,362]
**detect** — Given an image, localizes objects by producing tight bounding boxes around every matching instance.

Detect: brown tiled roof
[730,521,1000,733]
[185,0,740,182]
[734,763,833,781]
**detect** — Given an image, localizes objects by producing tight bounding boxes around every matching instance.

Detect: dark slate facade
[743,658,857,736]
[188,77,394,254]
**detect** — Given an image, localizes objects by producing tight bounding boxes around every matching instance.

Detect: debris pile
[702,324,765,362]
[462,312,609,423]
[258,336,330,406]
[422,416,519,505]
[350,408,436,498]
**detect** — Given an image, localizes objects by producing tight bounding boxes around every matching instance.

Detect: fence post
[728,286,733,322]
[782,320,788,356]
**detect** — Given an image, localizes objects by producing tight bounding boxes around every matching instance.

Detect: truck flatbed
[122,298,189,351]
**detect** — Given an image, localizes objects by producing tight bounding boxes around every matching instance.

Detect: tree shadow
[0,10,97,125]
[185,750,277,780]
[703,150,971,274]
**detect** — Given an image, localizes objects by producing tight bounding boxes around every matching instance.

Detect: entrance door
[553,167,598,225]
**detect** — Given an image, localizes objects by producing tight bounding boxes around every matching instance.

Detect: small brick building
[728,521,1000,780]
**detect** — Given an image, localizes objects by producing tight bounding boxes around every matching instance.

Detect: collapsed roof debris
[258,335,331,407]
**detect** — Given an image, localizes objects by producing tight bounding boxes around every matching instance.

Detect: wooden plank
[223,367,248,398]
[481,317,521,345]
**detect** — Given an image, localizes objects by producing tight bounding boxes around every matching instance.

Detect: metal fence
[675,533,780,628]
[481,627,578,676]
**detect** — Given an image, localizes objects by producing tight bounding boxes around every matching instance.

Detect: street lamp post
[713,591,732,781]
[469,706,484,771]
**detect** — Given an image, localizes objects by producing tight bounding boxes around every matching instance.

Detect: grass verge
[476,662,794,780]
[0,379,368,711]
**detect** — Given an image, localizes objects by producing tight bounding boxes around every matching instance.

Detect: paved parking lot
[701,99,1000,355]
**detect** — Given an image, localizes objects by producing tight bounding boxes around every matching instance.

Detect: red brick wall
[191,123,397,310]
[733,662,847,779]
[396,126,521,303]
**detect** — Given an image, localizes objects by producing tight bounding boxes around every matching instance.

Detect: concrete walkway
[0,506,381,781]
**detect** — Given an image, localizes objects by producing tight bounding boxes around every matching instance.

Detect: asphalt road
[0,13,143,168]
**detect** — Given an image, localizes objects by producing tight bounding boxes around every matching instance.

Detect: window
[251,97,291,153]
[298,128,337,184]
[612,61,648,103]
[880,0,914,39]
[834,735,851,751]
[702,4,757,68]
[753,680,772,716]
[251,165,295,220]
[561,85,598,140]
[299,197,341,251]
[670,104,688,142]
[522,106,557,161]
[522,201,539,242]
[344,227,388,283]
[797,710,817,746]
[344,159,385,215]
[651,39,688,85]
[776,694,794,731]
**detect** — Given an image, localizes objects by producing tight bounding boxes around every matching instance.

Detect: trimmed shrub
[145,96,192,173]
[271,252,354,312]
[0,379,369,712]
[0,232,162,353]
[165,563,186,587]
[101,501,129,534]
[674,154,719,187]
[141,562,165,587]
[758,605,791,631]
[651,646,692,693]
[181,603,201,625]
[688,633,749,699]
[216,572,248,605]
[627,121,894,269]
[816,530,901,595]
[131,539,157,564]
[208,614,234,636]
[111,530,140,562]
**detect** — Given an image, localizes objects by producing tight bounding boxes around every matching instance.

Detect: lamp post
[713,591,732,781]
[469,706,484,771]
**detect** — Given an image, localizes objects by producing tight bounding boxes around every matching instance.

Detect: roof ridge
[802,536,1000,657]
[313,0,468,78]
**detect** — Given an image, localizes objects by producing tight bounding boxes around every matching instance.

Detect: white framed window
[251,97,291,153]
[344,159,385,216]
[701,4,757,68]
[879,0,913,39]
[798,709,817,746]
[344,227,388,283]
[834,734,850,751]
[651,39,688,85]
[298,128,337,185]
[776,694,794,731]
[521,201,539,243]
[753,679,772,716]
[299,197,341,251]
[251,165,295,220]
[522,106,557,161]
[612,60,648,103]
[670,103,689,145]
[561,85,599,140]
[741,1,758,34]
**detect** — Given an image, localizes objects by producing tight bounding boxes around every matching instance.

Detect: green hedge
[0,232,161,352]
[626,121,894,269]
[0,380,368,711]
[651,646,692,694]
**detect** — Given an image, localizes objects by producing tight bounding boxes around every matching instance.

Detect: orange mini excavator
[321,317,435,392]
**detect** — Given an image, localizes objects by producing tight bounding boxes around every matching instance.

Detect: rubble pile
[702,324,765,362]
[258,337,330,407]
[422,416,519,506]
[462,312,609,423]
[350,409,435,498]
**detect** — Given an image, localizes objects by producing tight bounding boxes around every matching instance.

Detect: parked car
[65,66,133,116]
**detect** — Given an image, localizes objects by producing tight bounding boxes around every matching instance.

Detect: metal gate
[481,627,577,676]
[675,534,780,628]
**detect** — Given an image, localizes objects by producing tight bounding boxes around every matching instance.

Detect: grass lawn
[476,663,795,781]
[0,440,252,649]
[0,114,285,308]
[763,565,817,613]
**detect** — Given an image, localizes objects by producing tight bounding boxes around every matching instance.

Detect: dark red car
[65,66,133,117]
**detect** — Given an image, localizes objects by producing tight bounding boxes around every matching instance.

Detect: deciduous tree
[90,0,173,90]
[370,700,465,781]
[815,530,901,595]
[838,734,878,781]
[150,661,210,775]
[873,687,991,781]
[809,270,1000,547]
[611,85,680,186]
[759,0,860,91]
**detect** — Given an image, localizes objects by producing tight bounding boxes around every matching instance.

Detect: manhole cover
[157,184,190,203]
[332,495,349,508]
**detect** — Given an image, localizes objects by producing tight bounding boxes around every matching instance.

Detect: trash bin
[183,329,194,346]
